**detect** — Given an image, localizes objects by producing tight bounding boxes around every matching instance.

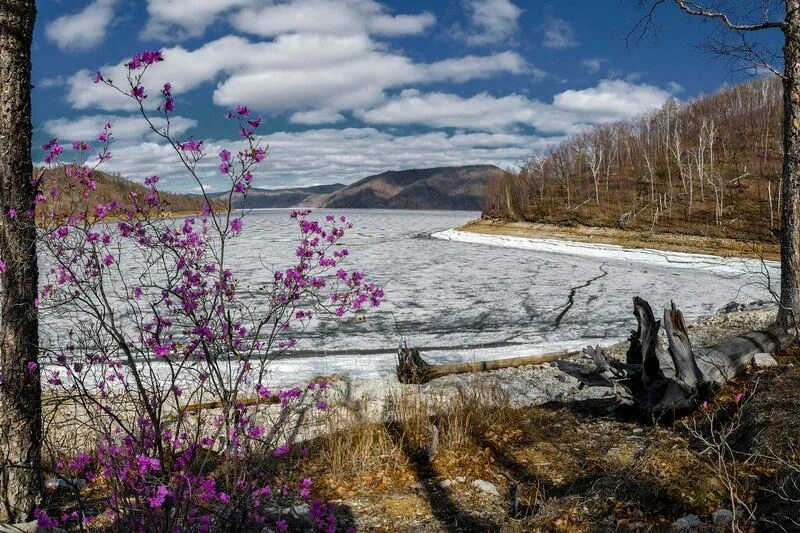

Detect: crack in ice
[553,263,609,329]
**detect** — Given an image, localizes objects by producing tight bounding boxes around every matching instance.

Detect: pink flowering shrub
[28,50,381,531]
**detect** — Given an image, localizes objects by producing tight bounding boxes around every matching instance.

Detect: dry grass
[294,380,735,531]
[285,354,800,531]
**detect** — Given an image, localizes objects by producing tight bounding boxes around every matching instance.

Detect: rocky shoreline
[324,300,780,422]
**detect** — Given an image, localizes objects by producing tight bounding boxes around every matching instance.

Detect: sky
[31,0,784,193]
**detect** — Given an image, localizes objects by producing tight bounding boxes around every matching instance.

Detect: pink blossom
[147,485,169,508]
[42,138,63,163]
[131,85,146,100]
[179,139,203,153]
[154,343,172,357]
[127,50,164,70]
[34,509,59,529]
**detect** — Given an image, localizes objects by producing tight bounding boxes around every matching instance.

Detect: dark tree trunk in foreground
[779,2,800,327]
[0,0,41,522]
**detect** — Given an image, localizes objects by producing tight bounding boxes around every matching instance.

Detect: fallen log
[396,345,573,384]
[585,297,794,419]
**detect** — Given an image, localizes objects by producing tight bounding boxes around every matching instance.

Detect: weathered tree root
[397,345,434,384]
[585,297,794,420]
[396,343,572,385]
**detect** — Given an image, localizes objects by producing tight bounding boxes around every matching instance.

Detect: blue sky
[31,0,783,192]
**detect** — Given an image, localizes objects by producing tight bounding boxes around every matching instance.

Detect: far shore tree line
[484,75,783,243]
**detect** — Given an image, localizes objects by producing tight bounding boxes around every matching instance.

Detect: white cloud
[667,81,685,94]
[66,34,530,116]
[141,0,255,41]
[290,110,346,125]
[461,0,522,47]
[45,0,117,51]
[211,47,529,115]
[356,89,552,132]
[423,51,532,83]
[552,79,673,121]
[230,0,435,38]
[581,58,604,74]
[42,114,198,143]
[542,17,578,49]
[357,79,677,133]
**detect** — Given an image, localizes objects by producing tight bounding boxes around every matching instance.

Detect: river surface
[40,209,779,385]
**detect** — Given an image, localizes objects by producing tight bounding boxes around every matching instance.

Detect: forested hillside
[484,76,782,241]
[37,167,214,217]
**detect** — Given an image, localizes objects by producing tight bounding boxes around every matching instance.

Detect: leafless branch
[675,0,785,31]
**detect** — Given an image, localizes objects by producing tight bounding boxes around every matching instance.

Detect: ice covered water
[39,209,780,386]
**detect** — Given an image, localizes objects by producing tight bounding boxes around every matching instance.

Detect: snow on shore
[431,228,780,276]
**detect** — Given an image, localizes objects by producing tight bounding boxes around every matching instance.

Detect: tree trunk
[778,2,800,327]
[0,0,41,523]
[396,346,574,384]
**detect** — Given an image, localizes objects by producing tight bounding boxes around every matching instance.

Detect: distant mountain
[229,183,346,208]
[230,165,505,210]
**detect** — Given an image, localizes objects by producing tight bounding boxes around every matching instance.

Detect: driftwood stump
[585,297,793,418]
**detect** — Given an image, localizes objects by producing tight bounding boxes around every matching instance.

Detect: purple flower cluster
[126,50,164,70]
[160,82,174,113]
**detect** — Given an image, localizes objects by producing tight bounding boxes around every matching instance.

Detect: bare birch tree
[637,0,800,327]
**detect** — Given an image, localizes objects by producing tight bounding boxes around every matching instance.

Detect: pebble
[671,514,701,530]
[753,352,779,368]
[712,509,734,526]
[471,479,500,496]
